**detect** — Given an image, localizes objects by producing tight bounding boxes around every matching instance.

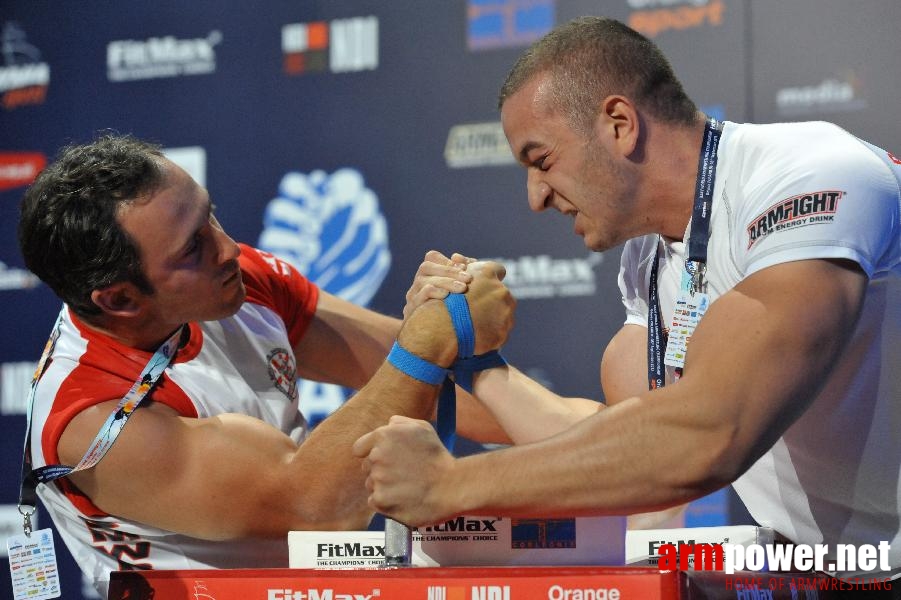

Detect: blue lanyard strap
[688,118,722,266]
[647,246,667,390]
[19,316,185,520]
[646,118,722,391]
[387,293,507,452]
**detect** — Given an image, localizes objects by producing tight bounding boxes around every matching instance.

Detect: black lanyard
[647,118,722,390]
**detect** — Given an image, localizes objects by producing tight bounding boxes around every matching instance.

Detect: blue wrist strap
[388,292,507,453]
[438,294,507,452]
[386,342,448,385]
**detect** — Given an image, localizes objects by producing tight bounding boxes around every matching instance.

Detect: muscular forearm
[276,301,455,531]
[452,387,513,444]
[295,292,402,389]
[469,365,602,444]
[431,385,732,522]
[288,361,441,530]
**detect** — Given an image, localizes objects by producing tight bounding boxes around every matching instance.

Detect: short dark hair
[498,16,698,132]
[18,134,165,319]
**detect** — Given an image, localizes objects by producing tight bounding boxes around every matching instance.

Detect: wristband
[387,292,507,453]
[435,293,508,451]
[444,293,475,358]
[386,341,448,385]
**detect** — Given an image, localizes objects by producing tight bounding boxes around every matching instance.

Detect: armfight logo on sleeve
[257,168,390,425]
[746,190,843,249]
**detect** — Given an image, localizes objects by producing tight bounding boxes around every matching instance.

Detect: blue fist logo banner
[258,168,391,424]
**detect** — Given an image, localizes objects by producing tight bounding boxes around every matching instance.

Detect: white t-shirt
[30,245,319,596]
[618,121,901,578]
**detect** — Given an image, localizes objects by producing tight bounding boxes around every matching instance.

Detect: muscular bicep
[674,258,867,478]
[294,290,400,388]
[601,324,648,405]
[60,402,306,540]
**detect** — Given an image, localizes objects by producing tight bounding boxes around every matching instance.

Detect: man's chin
[223,280,247,316]
[581,234,608,253]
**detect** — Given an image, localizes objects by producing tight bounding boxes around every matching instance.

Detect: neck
[643,112,710,241]
[79,313,186,352]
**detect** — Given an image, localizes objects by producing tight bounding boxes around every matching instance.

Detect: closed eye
[184,202,217,258]
[532,154,550,172]
[184,232,203,257]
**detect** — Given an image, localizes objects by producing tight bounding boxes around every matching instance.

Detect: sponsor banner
[626,0,725,39]
[445,122,515,169]
[109,564,884,600]
[282,17,378,75]
[775,73,868,117]
[290,516,624,570]
[0,22,50,110]
[0,263,40,291]
[626,525,775,568]
[258,168,391,425]
[110,566,678,600]
[488,253,603,300]
[0,152,46,190]
[467,0,555,51]
[1,361,35,415]
[107,31,222,82]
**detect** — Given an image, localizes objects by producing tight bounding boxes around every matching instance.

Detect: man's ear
[90,283,143,317]
[595,95,640,157]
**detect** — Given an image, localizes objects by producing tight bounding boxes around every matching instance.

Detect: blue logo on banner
[511,518,576,548]
[467,0,555,51]
[258,168,391,425]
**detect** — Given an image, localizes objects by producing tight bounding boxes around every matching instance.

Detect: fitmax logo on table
[268,590,379,600]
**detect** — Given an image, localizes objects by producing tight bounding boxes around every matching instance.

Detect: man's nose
[527,168,551,212]
[212,222,241,263]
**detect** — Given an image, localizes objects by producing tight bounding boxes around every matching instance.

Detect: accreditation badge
[7,528,61,599]
[663,289,710,370]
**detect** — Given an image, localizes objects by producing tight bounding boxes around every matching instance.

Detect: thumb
[468,260,506,281]
[352,430,377,457]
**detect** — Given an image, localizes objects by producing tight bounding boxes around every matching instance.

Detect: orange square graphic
[307,22,328,49]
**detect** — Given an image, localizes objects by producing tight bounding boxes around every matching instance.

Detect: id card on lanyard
[648,118,722,388]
